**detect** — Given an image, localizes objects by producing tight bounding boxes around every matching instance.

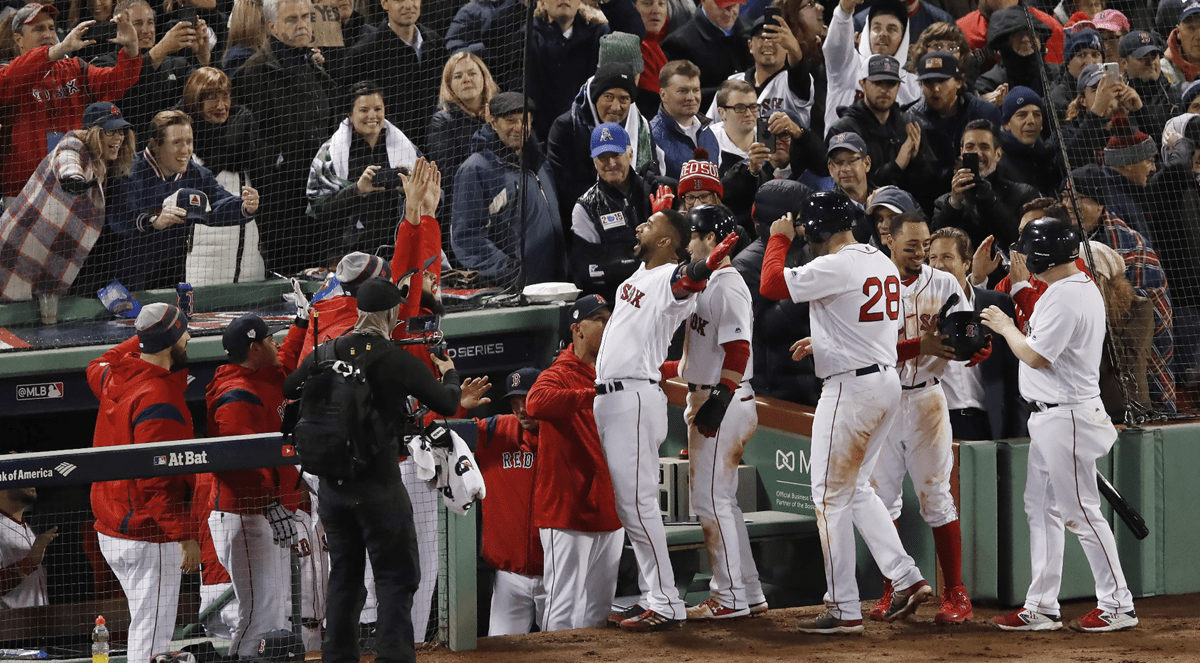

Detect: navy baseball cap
[1183,0,1200,22]
[569,294,610,322]
[505,367,541,397]
[1119,30,1162,58]
[1077,63,1104,92]
[865,54,902,83]
[917,51,959,81]
[83,102,132,132]
[866,185,917,216]
[827,131,867,157]
[590,123,631,158]
[222,313,285,357]
[163,188,209,223]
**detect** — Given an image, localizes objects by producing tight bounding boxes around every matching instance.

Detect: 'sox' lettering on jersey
[620,283,646,308]
[689,313,710,337]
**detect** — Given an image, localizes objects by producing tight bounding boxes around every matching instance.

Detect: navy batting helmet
[799,190,858,243]
[1013,216,1079,274]
[687,204,737,238]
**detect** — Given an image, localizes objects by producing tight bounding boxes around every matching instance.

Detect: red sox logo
[620,283,646,308]
[511,373,521,389]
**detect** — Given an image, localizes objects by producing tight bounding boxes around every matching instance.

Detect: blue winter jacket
[649,107,719,181]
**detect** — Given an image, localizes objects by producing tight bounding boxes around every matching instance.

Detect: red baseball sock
[932,520,963,588]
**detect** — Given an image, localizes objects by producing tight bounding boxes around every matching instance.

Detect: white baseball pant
[294,509,328,652]
[1023,399,1133,615]
[871,382,958,527]
[198,582,239,639]
[539,528,624,630]
[401,457,441,641]
[208,511,290,657]
[488,571,546,635]
[811,367,924,620]
[98,533,182,663]
[595,381,686,620]
[685,383,765,609]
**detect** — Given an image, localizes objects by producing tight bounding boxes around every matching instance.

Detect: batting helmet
[1013,216,1079,274]
[937,310,989,361]
[799,190,858,243]
[687,204,737,238]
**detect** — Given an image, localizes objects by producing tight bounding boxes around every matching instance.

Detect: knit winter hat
[136,303,187,354]
[1063,29,1102,63]
[1103,116,1157,167]
[678,148,723,198]
[598,32,644,78]
[1002,86,1045,125]
[590,64,638,105]
[335,252,391,290]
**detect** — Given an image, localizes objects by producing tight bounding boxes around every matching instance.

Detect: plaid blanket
[0,133,106,301]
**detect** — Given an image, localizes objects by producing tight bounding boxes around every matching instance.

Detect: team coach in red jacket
[87,303,200,663]
[525,294,624,631]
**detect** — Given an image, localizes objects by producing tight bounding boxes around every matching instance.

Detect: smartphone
[176,5,197,25]
[371,166,407,189]
[406,314,441,334]
[962,152,980,179]
[763,6,782,27]
[756,118,777,153]
[1102,61,1120,83]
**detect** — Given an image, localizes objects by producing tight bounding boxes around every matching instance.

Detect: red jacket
[87,336,200,543]
[0,47,142,197]
[190,476,231,586]
[201,325,305,515]
[474,415,543,576]
[957,8,1065,65]
[299,295,359,363]
[525,344,621,532]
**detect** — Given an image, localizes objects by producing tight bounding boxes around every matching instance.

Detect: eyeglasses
[721,103,760,116]
[925,41,963,54]
[101,129,124,137]
[829,155,864,170]
[797,0,820,11]
[682,191,718,204]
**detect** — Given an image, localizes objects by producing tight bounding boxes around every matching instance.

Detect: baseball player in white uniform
[668,205,767,620]
[870,213,981,625]
[595,208,737,632]
[0,487,54,609]
[760,191,932,634]
[982,217,1137,633]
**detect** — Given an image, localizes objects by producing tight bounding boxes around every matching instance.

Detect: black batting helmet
[799,190,858,243]
[1013,216,1079,274]
[937,311,989,361]
[687,204,737,238]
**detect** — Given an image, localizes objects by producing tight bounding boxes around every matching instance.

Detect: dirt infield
[419,593,1200,663]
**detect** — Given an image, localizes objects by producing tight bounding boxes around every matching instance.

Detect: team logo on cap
[189,193,201,207]
[1140,32,1151,44]
[693,179,703,190]
[511,373,521,388]
[600,127,613,141]
[595,295,605,304]
[247,329,257,339]
[926,57,943,68]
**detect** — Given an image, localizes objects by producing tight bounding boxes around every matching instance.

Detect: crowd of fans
[0,0,1196,414]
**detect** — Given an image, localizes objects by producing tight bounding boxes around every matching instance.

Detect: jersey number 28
[859,276,900,322]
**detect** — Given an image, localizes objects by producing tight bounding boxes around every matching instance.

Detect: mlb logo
[153,455,168,466]
[188,194,201,207]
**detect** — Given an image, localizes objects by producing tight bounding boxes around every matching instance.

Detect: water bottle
[92,615,109,663]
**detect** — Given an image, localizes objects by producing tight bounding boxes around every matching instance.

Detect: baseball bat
[1096,472,1150,540]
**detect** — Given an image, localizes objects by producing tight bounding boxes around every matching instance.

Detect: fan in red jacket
[86,303,200,663]
[524,295,624,632]
[472,368,545,636]
[299,252,392,361]
[0,4,143,198]
[199,314,306,658]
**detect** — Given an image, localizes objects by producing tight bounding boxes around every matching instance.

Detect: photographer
[283,277,463,663]
[308,82,422,259]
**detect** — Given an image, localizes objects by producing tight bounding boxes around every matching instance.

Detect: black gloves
[694,383,735,438]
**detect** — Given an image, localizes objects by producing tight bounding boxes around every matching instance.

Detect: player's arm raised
[980,305,1049,369]
[672,232,739,299]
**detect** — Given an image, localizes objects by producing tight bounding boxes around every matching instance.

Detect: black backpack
[291,338,386,481]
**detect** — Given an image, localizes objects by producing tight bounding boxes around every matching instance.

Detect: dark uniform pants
[319,473,420,663]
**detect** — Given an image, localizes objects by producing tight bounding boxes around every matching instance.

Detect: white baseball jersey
[1021,273,1105,404]
[783,244,901,379]
[0,516,47,609]
[705,69,815,128]
[897,264,969,387]
[680,266,754,385]
[597,262,697,381]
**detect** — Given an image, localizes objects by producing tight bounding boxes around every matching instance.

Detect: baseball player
[0,487,55,609]
[663,205,766,620]
[869,213,985,625]
[982,217,1137,633]
[594,208,737,632]
[760,191,933,634]
[472,368,546,636]
[525,295,625,632]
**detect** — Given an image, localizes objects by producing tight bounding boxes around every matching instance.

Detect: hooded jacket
[547,76,660,224]
[526,5,612,140]
[1161,28,1200,84]
[828,99,940,212]
[660,9,754,110]
[973,7,1054,97]
[823,2,919,136]
[451,124,565,285]
[474,415,542,576]
[525,344,622,532]
[956,6,1065,65]
[87,336,199,543]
